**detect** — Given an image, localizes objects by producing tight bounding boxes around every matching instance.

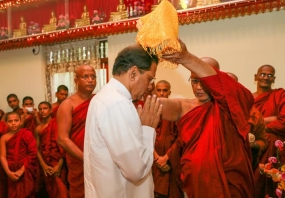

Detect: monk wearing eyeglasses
[57,65,96,198]
[252,64,285,198]
[159,39,254,198]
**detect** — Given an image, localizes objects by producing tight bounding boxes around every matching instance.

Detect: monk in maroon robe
[252,64,285,198]
[1,112,37,198]
[51,85,69,118]
[152,80,183,198]
[0,121,8,198]
[57,65,96,198]
[160,43,254,197]
[22,96,41,132]
[35,101,68,198]
[227,72,268,169]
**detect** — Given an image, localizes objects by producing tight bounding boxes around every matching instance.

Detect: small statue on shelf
[42,11,57,33]
[49,11,57,24]
[196,0,220,7]
[13,17,27,38]
[110,0,128,22]
[75,5,90,27]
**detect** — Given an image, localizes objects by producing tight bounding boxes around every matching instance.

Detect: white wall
[0,47,46,112]
[1,10,285,111]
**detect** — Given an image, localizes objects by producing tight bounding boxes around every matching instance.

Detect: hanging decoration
[0,0,284,51]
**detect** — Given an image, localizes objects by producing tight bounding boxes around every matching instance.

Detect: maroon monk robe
[24,114,38,133]
[0,121,8,198]
[51,105,59,118]
[253,88,285,198]
[40,118,68,198]
[153,120,183,198]
[6,128,37,198]
[174,71,254,197]
[66,97,93,198]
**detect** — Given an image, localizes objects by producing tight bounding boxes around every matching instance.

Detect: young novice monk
[0,111,37,198]
[34,102,68,198]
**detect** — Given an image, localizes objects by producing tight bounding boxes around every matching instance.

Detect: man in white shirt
[84,44,162,198]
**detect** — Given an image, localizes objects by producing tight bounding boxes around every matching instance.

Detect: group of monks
[0,40,284,198]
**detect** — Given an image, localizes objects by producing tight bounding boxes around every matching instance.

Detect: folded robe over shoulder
[174,70,254,197]
[66,97,93,198]
[6,128,37,198]
[40,118,68,198]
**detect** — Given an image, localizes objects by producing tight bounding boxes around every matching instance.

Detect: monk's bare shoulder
[1,132,14,143]
[181,98,197,117]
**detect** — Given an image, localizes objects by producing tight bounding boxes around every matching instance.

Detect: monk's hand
[8,171,20,181]
[32,108,38,115]
[139,95,162,128]
[52,163,62,178]
[43,165,53,176]
[161,39,191,66]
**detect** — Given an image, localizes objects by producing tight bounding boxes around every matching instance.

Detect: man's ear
[129,66,138,81]
[254,74,257,81]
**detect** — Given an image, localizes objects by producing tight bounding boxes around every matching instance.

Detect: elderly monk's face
[8,97,20,110]
[190,73,210,103]
[130,62,157,101]
[75,66,96,93]
[255,66,275,89]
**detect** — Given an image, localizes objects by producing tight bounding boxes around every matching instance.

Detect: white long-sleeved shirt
[84,78,155,198]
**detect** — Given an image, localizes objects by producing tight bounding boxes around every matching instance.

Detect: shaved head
[75,65,94,77]
[257,64,275,75]
[200,57,220,70]
[156,80,171,89]
[226,72,238,82]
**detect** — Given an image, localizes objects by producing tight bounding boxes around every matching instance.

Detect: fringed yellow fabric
[136,0,181,69]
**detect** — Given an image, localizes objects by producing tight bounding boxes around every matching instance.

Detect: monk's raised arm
[159,98,182,122]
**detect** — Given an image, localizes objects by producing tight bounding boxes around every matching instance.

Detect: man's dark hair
[112,44,158,75]
[7,93,18,101]
[38,101,52,109]
[22,96,34,104]
[5,111,20,122]
[57,85,69,92]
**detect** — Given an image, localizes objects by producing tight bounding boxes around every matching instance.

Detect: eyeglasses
[259,73,275,78]
[139,69,156,84]
[188,77,201,86]
[81,75,96,81]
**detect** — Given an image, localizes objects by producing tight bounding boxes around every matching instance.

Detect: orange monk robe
[153,120,183,198]
[175,71,254,197]
[6,128,37,198]
[40,118,68,198]
[0,121,8,198]
[253,88,285,198]
[51,105,59,118]
[66,96,93,198]
[248,107,268,169]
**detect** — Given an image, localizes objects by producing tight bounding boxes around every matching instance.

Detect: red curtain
[2,0,153,33]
